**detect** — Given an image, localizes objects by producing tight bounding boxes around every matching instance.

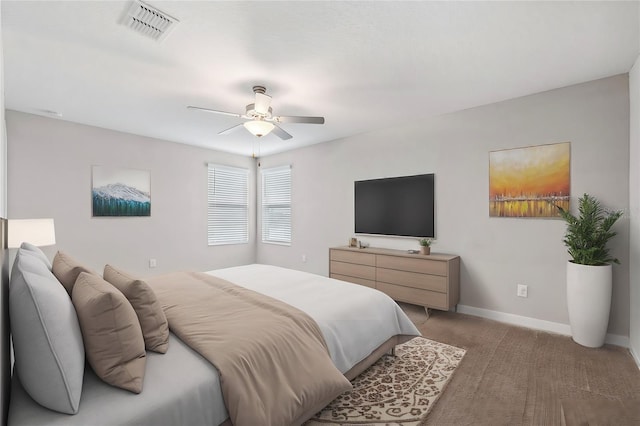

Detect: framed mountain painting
[92,166,151,217]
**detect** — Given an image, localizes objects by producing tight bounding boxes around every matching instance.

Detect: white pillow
[19,241,52,270]
[10,248,85,414]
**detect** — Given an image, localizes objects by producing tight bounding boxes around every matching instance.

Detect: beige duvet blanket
[146,272,351,426]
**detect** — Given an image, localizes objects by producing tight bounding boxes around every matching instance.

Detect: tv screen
[355,174,435,238]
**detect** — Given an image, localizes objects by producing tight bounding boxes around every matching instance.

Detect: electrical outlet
[517,284,528,298]
[149,258,157,268]
[301,254,307,263]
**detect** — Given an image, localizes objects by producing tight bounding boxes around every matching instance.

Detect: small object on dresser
[407,249,419,254]
[358,241,369,249]
[418,238,432,255]
[349,237,358,247]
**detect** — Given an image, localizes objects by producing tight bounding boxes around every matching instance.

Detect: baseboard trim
[630,343,640,369]
[456,305,629,348]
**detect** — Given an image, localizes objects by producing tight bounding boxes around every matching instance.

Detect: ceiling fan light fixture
[244,120,275,137]
[189,85,324,140]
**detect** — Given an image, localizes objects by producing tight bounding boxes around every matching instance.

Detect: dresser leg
[424,307,431,319]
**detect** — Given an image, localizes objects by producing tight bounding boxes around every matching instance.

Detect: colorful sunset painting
[489,142,570,218]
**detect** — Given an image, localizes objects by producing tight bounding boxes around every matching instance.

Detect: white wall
[258,75,631,337]
[7,111,257,276]
[630,55,640,363]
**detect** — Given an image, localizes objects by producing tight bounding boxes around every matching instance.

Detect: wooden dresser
[329,246,460,311]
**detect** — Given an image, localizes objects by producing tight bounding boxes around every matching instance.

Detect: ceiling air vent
[122,0,179,42]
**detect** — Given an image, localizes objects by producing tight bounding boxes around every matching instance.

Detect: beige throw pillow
[72,272,146,393]
[103,265,169,353]
[52,251,95,295]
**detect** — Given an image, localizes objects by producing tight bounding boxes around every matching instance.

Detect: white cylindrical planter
[566,261,612,348]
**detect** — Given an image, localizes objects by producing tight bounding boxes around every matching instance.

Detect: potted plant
[556,193,622,348]
[418,238,432,255]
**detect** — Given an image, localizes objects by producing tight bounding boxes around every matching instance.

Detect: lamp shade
[8,218,56,248]
[244,120,275,137]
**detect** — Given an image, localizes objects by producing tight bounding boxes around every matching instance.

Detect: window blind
[207,164,249,245]
[261,165,291,245]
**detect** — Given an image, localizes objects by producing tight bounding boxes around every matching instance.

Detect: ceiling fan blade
[254,93,272,115]
[271,124,293,140]
[187,105,242,118]
[273,115,325,124]
[218,123,244,135]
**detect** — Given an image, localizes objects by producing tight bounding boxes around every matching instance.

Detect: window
[207,164,249,245]
[261,165,291,245]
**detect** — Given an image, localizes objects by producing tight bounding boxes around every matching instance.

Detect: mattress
[8,264,420,426]
[9,333,226,426]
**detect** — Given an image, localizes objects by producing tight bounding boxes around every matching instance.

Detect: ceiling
[2,1,639,157]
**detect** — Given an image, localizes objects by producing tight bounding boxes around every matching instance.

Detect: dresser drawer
[376,268,447,293]
[329,247,459,311]
[330,273,376,289]
[377,282,448,310]
[330,249,376,266]
[329,261,376,281]
[376,255,447,276]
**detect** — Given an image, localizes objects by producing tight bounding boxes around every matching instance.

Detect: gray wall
[258,75,631,337]
[5,76,633,339]
[0,6,9,424]
[0,5,5,218]
[7,110,257,276]
[630,55,640,361]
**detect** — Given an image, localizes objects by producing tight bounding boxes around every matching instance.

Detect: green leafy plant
[556,193,623,266]
[419,238,432,247]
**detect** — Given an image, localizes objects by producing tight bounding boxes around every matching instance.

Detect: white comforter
[207,264,421,373]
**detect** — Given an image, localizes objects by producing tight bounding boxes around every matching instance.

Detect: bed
[4,252,420,426]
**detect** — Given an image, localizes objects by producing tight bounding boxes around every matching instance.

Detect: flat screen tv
[355,174,435,238]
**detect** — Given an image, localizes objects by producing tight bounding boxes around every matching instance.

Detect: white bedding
[208,264,420,374]
[9,264,420,426]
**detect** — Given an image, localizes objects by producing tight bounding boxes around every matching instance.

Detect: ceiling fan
[187,86,325,140]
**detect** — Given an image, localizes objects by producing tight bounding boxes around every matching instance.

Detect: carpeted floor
[398,303,640,426]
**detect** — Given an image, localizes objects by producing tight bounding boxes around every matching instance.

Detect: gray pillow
[19,241,52,270]
[10,248,85,414]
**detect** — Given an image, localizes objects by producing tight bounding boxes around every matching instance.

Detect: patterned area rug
[306,337,465,425]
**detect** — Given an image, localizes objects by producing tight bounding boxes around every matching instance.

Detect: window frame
[261,165,292,246]
[207,163,249,246]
